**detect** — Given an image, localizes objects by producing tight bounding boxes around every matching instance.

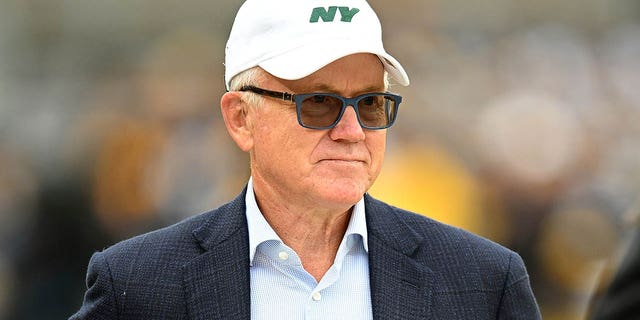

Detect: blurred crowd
[0,0,639,319]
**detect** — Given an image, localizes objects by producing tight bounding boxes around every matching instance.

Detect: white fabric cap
[224,0,410,90]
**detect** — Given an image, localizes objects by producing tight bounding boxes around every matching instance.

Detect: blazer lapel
[365,194,434,320]
[180,191,434,319]
[182,189,251,320]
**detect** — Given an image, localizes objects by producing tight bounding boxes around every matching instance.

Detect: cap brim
[258,43,410,86]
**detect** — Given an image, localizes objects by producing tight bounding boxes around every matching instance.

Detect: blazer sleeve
[497,253,542,320]
[68,251,118,320]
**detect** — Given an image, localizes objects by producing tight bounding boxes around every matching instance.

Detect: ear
[220,91,254,152]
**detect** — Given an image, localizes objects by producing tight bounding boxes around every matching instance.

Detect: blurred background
[0,0,639,319]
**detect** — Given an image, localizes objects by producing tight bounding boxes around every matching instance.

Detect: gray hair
[228,67,266,107]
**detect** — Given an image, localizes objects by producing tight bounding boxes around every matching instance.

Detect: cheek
[249,112,278,159]
[252,117,311,166]
[368,132,387,158]
[367,134,387,175]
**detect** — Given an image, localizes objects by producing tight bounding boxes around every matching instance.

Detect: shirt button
[312,292,322,301]
[278,251,289,260]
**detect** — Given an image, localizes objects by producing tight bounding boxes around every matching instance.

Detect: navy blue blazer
[70,189,541,319]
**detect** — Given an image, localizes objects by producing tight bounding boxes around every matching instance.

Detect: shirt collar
[245,177,369,265]
[246,178,281,266]
[344,193,369,252]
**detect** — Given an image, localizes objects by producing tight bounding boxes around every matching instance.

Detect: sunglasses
[239,86,402,130]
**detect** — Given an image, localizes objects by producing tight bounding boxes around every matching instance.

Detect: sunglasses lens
[357,95,397,129]
[299,94,343,128]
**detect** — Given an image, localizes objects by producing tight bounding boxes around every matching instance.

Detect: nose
[328,106,365,142]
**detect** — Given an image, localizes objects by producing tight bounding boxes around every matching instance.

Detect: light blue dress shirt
[245,178,373,320]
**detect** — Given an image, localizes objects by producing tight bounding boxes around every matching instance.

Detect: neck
[251,178,355,281]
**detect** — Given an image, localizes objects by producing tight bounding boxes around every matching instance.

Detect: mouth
[319,159,366,164]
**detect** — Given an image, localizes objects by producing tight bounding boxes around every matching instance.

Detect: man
[71,0,541,319]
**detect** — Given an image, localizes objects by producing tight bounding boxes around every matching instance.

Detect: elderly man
[71,0,540,319]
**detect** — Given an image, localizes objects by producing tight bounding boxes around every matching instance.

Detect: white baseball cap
[224,0,410,90]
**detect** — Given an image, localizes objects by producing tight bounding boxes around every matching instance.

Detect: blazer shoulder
[366,195,529,288]
[367,195,510,249]
[101,210,210,261]
[99,188,247,265]
[367,195,540,318]
[71,211,216,320]
[71,192,249,319]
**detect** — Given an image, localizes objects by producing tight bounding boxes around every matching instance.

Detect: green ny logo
[309,6,361,23]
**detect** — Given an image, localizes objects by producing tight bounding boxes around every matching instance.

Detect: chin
[315,178,369,207]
